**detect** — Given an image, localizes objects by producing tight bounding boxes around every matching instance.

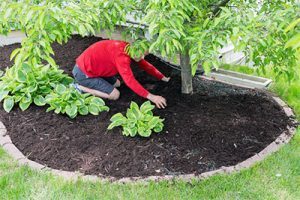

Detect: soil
[0,35,293,178]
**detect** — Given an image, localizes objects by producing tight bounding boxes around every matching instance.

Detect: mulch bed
[0,36,293,178]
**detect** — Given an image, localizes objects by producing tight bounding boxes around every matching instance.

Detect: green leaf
[40,86,52,94]
[21,95,31,103]
[88,104,99,115]
[139,129,151,137]
[148,116,160,129]
[4,7,12,19]
[17,69,27,82]
[55,84,67,94]
[27,84,38,93]
[108,113,127,130]
[137,126,147,136]
[84,96,93,104]
[3,96,14,112]
[140,101,155,114]
[285,18,300,33]
[54,106,62,114]
[110,113,125,122]
[123,127,137,137]
[34,95,46,106]
[66,104,78,118]
[19,101,31,111]
[25,9,34,24]
[129,101,143,119]
[14,95,23,103]
[285,33,300,49]
[203,61,211,75]
[75,99,84,106]
[107,122,115,130]
[154,123,164,133]
[10,48,21,61]
[46,106,55,112]
[0,90,9,102]
[122,127,131,137]
[126,109,137,120]
[14,54,22,67]
[26,60,35,71]
[78,24,87,35]
[203,18,210,28]
[108,121,121,130]
[232,27,239,36]
[99,106,109,112]
[13,83,24,92]
[130,101,139,110]
[45,57,57,67]
[78,105,89,115]
[91,97,105,106]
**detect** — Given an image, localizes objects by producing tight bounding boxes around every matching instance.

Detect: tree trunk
[180,51,193,94]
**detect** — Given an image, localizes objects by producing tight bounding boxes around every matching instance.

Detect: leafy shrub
[0,63,72,112]
[285,18,300,61]
[1,1,299,95]
[45,84,109,118]
[108,101,164,137]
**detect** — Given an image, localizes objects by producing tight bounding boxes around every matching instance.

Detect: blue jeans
[72,65,117,94]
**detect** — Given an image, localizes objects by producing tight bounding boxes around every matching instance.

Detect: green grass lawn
[0,65,299,200]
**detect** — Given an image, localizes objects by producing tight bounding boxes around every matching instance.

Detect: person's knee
[108,88,120,100]
[114,79,121,88]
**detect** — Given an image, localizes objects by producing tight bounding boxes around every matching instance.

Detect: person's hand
[147,93,167,109]
[161,76,170,82]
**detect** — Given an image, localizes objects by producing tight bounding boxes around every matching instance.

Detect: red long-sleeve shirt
[76,40,164,98]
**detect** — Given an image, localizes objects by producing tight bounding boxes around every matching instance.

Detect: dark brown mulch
[0,36,292,178]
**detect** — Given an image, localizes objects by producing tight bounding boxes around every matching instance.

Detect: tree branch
[212,0,231,16]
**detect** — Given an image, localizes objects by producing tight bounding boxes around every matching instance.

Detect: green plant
[0,63,72,112]
[285,18,300,60]
[45,84,109,118]
[0,0,126,114]
[0,1,299,95]
[108,101,164,137]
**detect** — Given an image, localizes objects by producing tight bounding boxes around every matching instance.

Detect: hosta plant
[0,63,73,112]
[45,84,109,118]
[108,101,164,137]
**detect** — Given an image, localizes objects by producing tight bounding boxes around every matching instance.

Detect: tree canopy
[0,0,299,96]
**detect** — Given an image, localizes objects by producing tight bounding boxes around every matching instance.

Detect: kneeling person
[73,40,170,109]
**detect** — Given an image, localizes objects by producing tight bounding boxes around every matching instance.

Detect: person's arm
[116,56,167,108]
[116,56,150,98]
[137,59,166,80]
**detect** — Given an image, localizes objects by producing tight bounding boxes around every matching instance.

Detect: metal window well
[205,69,272,89]
[0,31,25,46]
[156,57,272,89]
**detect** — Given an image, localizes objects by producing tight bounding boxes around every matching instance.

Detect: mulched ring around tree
[0,36,294,178]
